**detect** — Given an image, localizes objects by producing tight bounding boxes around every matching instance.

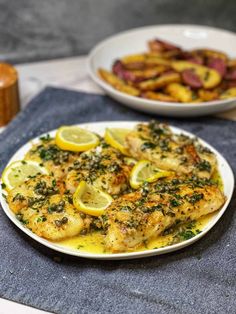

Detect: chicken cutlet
[104,176,225,252]
[65,142,131,195]
[126,121,217,178]
[7,174,89,241]
[25,135,80,180]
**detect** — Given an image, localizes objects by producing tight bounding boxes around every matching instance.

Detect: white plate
[0,121,234,260]
[88,25,236,117]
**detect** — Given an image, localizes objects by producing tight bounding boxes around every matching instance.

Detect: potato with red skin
[113,61,139,82]
[207,57,226,76]
[98,69,124,88]
[172,61,221,89]
[138,72,181,91]
[181,69,203,88]
[113,61,167,83]
[192,49,228,61]
[227,81,236,88]
[120,54,146,70]
[148,39,181,52]
[227,59,236,67]
[98,68,139,96]
[225,68,236,80]
[98,38,236,102]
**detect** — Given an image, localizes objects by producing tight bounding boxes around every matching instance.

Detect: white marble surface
[17,56,102,108]
[1,55,236,313]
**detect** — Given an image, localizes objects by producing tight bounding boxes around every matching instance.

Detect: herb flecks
[196,160,211,172]
[141,142,156,151]
[186,193,204,205]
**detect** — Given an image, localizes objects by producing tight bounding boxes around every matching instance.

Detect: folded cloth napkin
[0,87,235,314]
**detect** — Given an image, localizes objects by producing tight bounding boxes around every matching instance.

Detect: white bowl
[0,121,234,260]
[88,24,236,117]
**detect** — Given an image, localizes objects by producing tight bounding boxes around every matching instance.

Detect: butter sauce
[57,170,223,254]
[57,212,218,254]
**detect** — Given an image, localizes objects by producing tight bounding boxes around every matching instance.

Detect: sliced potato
[145,57,171,67]
[171,61,221,89]
[142,91,176,102]
[145,52,163,58]
[121,54,146,64]
[192,49,228,61]
[227,59,236,67]
[98,69,124,88]
[139,72,181,91]
[146,51,180,59]
[198,89,219,101]
[220,87,236,99]
[116,84,140,96]
[165,83,193,103]
[132,66,167,79]
[99,68,140,96]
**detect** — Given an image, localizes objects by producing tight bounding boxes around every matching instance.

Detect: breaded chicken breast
[7,175,88,241]
[104,176,225,252]
[65,142,131,195]
[126,121,217,178]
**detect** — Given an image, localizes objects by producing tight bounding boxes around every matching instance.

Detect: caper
[55,220,62,227]
[16,214,23,221]
[61,217,68,224]
[56,206,63,212]
[80,212,86,219]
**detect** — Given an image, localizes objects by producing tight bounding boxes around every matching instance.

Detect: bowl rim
[88,24,236,108]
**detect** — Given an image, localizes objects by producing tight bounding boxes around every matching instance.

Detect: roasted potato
[98,68,139,96]
[171,61,221,89]
[121,54,146,65]
[116,84,140,97]
[145,56,171,67]
[165,83,193,103]
[148,39,180,52]
[141,91,176,102]
[119,54,146,70]
[220,87,236,99]
[227,59,236,67]
[191,49,228,61]
[139,72,181,91]
[198,89,219,101]
[98,69,124,88]
[98,38,236,103]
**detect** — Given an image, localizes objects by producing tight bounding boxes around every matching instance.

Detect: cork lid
[0,63,18,89]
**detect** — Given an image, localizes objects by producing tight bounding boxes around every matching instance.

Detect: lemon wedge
[1,160,48,190]
[56,126,99,152]
[73,181,113,216]
[104,128,131,155]
[130,160,174,189]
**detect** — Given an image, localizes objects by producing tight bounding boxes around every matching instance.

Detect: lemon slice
[130,160,174,189]
[73,181,113,216]
[104,128,131,155]
[56,126,99,152]
[2,160,48,190]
